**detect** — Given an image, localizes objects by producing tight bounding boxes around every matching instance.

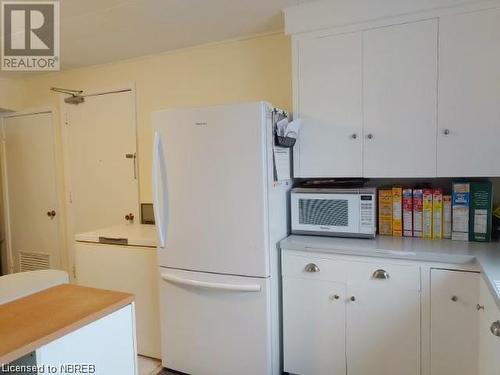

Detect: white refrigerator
[152,102,289,375]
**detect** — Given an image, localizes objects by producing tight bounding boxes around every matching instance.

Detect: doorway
[61,87,139,274]
[1,111,63,273]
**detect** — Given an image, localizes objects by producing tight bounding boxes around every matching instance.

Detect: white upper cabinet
[288,1,500,178]
[363,20,438,177]
[437,8,500,177]
[294,32,363,178]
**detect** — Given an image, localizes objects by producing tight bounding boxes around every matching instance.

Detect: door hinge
[72,264,76,279]
[64,112,69,126]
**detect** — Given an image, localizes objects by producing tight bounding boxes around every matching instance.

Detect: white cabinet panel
[438,8,500,177]
[430,269,480,375]
[294,32,363,177]
[346,284,420,375]
[282,277,346,375]
[478,279,500,375]
[363,19,438,177]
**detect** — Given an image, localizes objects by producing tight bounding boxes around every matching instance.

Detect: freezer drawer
[159,267,273,375]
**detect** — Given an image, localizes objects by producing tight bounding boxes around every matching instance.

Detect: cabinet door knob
[330,294,340,301]
[351,133,357,139]
[477,304,485,311]
[350,296,356,302]
[372,269,390,279]
[304,263,320,273]
[367,133,374,140]
[491,321,500,337]
[443,129,450,135]
[451,296,458,302]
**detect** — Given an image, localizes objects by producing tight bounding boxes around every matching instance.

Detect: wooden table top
[0,284,134,364]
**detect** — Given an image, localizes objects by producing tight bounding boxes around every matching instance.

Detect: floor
[138,355,184,375]
[138,355,162,375]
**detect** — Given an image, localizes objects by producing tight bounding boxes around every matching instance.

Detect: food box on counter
[469,182,493,242]
[432,188,443,240]
[403,189,413,237]
[392,187,403,237]
[452,182,470,241]
[443,195,452,239]
[378,189,393,236]
[413,189,423,238]
[423,189,433,239]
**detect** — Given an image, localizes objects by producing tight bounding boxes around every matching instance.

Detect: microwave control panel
[359,194,376,234]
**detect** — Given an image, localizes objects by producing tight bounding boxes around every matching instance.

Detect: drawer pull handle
[491,321,500,337]
[477,304,485,311]
[304,263,320,273]
[372,269,390,279]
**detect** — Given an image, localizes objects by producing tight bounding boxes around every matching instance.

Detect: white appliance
[74,223,161,358]
[291,187,377,238]
[152,102,289,375]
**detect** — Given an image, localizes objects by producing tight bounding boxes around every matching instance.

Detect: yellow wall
[15,32,292,202]
[0,78,22,111]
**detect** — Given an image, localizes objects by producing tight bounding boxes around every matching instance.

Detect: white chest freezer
[75,223,160,358]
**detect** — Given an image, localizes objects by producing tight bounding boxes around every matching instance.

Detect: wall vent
[19,252,50,272]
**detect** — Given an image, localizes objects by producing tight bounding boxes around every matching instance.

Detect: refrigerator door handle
[161,273,261,292]
[153,131,168,248]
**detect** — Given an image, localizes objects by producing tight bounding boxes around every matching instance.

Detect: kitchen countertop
[0,284,134,364]
[280,235,500,310]
[75,223,157,248]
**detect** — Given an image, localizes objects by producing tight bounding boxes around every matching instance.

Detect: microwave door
[292,193,360,234]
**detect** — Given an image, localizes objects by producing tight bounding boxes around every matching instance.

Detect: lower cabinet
[346,284,420,375]
[282,277,346,375]
[430,269,480,375]
[478,278,500,375]
[282,254,421,375]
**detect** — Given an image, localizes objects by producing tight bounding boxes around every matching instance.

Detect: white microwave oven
[291,187,377,238]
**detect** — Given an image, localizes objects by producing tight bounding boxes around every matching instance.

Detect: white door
[478,278,500,375]
[438,8,500,176]
[63,89,139,235]
[294,31,363,178]
[159,267,271,375]
[430,269,480,375]
[346,284,421,375]
[363,19,438,177]
[282,277,346,375]
[153,102,270,277]
[2,112,62,272]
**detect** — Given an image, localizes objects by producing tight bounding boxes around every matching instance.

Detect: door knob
[491,321,500,337]
[350,296,356,302]
[46,210,56,218]
[367,134,374,140]
[451,296,458,302]
[443,129,450,135]
[330,294,340,301]
[125,213,135,222]
[304,263,320,273]
[477,304,485,311]
[351,133,358,139]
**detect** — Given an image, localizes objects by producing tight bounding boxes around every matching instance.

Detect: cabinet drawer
[283,253,420,290]
[346,260,421,291]
[282,254,348,283]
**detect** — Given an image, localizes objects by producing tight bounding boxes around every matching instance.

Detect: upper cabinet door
[294,32,363,178]
[438,9,500,177]
[363,19,438,177]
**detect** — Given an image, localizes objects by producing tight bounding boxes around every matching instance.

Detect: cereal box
[403,189,413,237]
[432,188,443,240]
[423,189,433,239]
[469,182,493,242]
[413,189,423,238]
[392,187,403,237]
[443,195,452,239]
[452,182,470,241]
[378,189,393,236]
